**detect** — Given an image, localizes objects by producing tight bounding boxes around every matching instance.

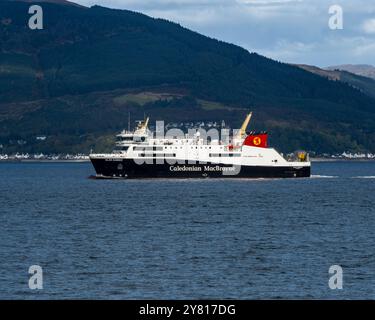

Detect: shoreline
[310,158,375,162]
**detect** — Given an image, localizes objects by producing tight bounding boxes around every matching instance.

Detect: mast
[128,112,131,132]
[143,117,149,129]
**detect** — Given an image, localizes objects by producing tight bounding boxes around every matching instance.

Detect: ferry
[89,113,311,179]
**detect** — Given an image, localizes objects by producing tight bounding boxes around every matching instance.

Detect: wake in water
[311,175,339,179]
[312,175,375,179]
[352,176,375,179]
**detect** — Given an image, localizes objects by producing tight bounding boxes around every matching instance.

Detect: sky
[73,0,375,67]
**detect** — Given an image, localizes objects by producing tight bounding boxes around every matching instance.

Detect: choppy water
[0,161,374,299]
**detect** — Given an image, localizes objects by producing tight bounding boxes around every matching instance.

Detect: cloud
[362,19,375,34]
[249,40,316,62]
[236,0,303,5]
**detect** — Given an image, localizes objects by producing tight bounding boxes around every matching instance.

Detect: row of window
[209,154,241,157]
[121,145,241,152]
[137,153,241,158]
[139,153,177,158]
[134,147,163,151]
[134,145,229,150]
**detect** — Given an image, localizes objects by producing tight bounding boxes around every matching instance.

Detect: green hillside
[0,0,375,154]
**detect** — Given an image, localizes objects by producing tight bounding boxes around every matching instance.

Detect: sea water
[0,161,374,299]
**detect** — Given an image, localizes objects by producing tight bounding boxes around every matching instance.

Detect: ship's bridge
[116,118,150,146]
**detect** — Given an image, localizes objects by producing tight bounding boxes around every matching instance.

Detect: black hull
[90,158,311,179]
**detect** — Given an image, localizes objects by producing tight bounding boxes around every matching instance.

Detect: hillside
[0,0,375,154]
[327,64,375,80]
[296,64,375,99]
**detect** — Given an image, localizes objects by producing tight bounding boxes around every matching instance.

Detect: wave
[352,176,375,179]
[311,175,338,179]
